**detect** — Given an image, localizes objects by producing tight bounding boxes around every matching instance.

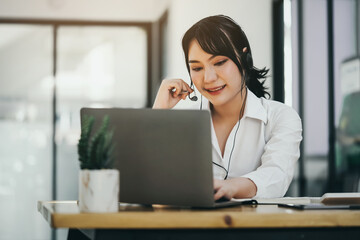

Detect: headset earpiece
[246,52,253,67]
[242,47,253,68]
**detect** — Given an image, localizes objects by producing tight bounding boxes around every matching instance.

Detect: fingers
[213,179,234,201]
[167,79,193,98]
[184,82,194,93]
[153,79,194,109]
[214,189,225,201]
[169,81,183,98]
[213,179,225,200]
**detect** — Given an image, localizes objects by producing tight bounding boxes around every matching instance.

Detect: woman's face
[188,39,243,107]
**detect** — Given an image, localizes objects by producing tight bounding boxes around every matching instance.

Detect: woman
[153,15,302,200]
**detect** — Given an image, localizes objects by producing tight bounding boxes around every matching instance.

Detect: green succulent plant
[78,115,115,169]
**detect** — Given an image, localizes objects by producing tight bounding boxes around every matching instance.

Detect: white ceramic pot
[79,169,119,213]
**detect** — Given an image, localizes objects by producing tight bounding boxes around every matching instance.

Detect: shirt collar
[243,89,268,124]
[201,88,268,124]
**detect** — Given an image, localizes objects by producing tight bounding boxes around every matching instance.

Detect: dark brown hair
[182,15,270,98]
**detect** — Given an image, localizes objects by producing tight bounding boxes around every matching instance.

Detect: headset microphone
[188,92,198,101]
[188,80,198,101]
[173,88,198,101]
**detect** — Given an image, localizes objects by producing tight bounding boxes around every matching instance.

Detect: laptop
[80,108,257,208]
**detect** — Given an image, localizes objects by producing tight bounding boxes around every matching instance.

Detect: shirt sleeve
[241,106,303,198]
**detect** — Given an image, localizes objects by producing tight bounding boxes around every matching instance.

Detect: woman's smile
[204,84,226,95]
[188,39,243,107]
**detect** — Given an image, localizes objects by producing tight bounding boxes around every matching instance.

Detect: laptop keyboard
[215,197,231,203]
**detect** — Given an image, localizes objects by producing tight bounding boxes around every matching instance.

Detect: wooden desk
[38,201,360,240]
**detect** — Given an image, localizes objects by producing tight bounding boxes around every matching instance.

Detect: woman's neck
[211,87,247,121]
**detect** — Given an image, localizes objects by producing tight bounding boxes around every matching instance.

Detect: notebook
[278,193,360,210]
[278,203,360,210]
[80,108,257,208]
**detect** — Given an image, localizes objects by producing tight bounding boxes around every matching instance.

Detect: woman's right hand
[152,79,194,109]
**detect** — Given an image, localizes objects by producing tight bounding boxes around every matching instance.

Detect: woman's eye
[215,59,228,66]
[192,67,203,72]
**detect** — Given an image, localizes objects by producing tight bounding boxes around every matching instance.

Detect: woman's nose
[204,67,217,83]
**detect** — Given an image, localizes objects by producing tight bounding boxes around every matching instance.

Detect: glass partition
[0,24,52,240]
[56,25,147,200]
[55,26,147,239]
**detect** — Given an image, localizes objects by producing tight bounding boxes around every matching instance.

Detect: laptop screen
[81,108,215,207]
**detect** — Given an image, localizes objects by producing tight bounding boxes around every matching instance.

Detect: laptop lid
[80,108,215,207]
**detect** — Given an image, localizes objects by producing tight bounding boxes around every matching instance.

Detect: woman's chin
[207,97,228,107]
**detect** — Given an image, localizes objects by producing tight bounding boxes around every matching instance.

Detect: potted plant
[77,115,119,212]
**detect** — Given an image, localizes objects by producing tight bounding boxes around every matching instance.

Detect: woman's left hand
[213,177,257,200]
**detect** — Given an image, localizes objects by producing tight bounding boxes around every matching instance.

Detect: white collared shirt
[175,89,303,198]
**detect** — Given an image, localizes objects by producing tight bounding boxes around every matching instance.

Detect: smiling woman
[153,15,303,201]
[187,39,244,107]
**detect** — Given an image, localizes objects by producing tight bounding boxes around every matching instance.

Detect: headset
[187,49,251,179]
[187,82,198,101]
[212,89,247,180]
[172,87,198,101]
[187,49,252,102]
[188,50,251,180]
[188,84,247,180]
